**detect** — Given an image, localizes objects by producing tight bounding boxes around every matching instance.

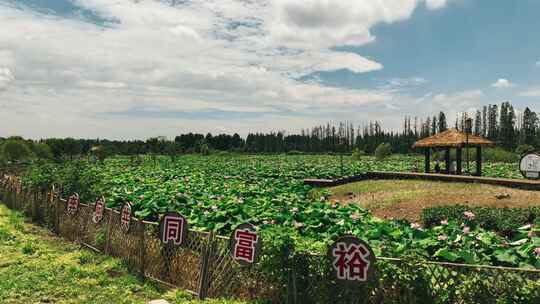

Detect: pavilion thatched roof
[412,129,494,148]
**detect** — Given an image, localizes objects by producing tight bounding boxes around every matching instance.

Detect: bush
[286,150,304,155]
[31,143,53,160]
[351,148,366,160]
[482,147,519,163]
[374,143,392,160]
[432,147,518,163]
[1,139,32,163]
[516,144,535,156]
[421,205,540,237]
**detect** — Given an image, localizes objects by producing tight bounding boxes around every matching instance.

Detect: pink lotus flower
[350,212,361,220]
[440,219,448,225]
[211,205,218,211]
[437,235,448,241]
[535,247,540,257]
[463,226,471,234]
[463,211,476,221]
[410,222,422,230]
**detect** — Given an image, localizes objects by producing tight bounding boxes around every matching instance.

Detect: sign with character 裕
[328,235,376,286]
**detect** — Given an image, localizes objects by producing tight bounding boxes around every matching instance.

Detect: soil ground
[323,180,540,222]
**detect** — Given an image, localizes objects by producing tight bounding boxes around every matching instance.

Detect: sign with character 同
[159,212,188,246]
[328,236,376,285]
[229,223,261,266]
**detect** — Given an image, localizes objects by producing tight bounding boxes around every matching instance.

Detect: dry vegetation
[326,180,540,222]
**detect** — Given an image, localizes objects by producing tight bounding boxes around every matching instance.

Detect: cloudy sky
[1,0,539,139]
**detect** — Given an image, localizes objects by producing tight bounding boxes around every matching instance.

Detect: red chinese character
[162,216,185,245]
[67,194,79,215]
[121,204,131,231]
[332,242,371,281]
[233,229,258,264]
[93,197,104,223]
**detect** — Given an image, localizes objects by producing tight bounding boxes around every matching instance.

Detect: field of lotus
[21,154,539,268]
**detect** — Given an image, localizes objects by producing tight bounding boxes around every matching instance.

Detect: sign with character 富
[328,235,376,285]
[229,223,261,266]
[159,212,188,246]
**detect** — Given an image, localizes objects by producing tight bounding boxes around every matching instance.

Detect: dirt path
[325,180,540,222]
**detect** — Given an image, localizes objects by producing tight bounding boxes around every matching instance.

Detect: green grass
[0,204,248,304]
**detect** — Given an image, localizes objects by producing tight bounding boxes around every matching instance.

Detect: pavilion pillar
[456,147,463,175]
[424,148,431,173]
[476,146,482,176]
[444,148,451,174]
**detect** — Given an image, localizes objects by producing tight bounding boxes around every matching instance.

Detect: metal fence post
[197,231,215,300]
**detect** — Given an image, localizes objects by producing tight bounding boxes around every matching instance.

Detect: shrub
[1,139,32,163]
[516,144,535,156]
[374,143,392,160]
[351,148,366,160]
[286,150,304,155]
[421,205,540,237]
[482,147,519,163]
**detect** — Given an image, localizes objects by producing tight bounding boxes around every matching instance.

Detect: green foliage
[483,147,519,163]
[421,205,540,237]
[1,139,32,163]
[516,144,535,156]
[286,150,304,155]
[351,148,366,160]
[20,155,540,268]
[31,143,53,160]
[374,143,392,160]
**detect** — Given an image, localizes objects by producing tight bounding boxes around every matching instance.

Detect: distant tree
[374,143,392,160]
[32,143,53,160]
[1,139,32,163]
[521,107,538,147]
[474,110,482,136]
[438,112,447,133]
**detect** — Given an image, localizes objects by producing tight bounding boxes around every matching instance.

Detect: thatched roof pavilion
[412,129,494,176]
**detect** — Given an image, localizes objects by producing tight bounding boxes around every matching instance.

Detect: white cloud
[491,78,513,88]
[518,88,540,97]
[0,67,14,90]
[0,0,453,138]
[78,80,126,89]
[425,0,449,10]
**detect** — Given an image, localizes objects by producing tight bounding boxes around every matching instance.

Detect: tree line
[1,101,538,162]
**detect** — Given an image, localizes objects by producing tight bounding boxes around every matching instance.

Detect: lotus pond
[21,154,539,268]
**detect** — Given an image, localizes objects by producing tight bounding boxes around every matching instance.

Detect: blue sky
[0,0,539,139]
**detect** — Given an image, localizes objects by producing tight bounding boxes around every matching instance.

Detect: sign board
[120,203,132,232]
[66,193,80,215]
[229,223,261,266]
[92,196,105,224]
[159,212,188,246]
[328,236,376,285]
[520,153,540,180]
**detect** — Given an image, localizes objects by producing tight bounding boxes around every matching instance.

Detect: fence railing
[1,174,540,304]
